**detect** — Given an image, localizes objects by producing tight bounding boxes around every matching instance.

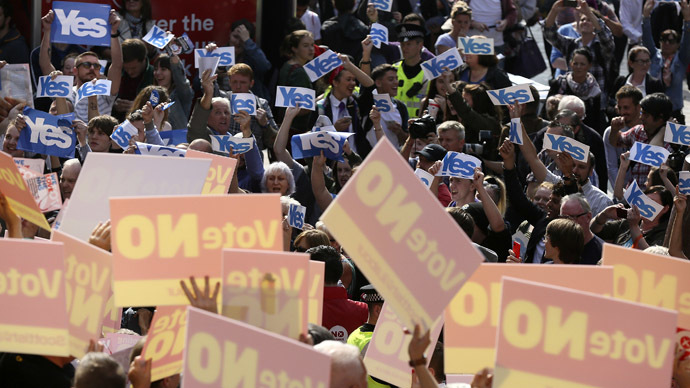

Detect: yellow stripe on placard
[0,324,69,356]
[70,335,89,359]
[445,347,495,375]
[493,366,598,388]
[152,360,184,382]
[7,197,51,230]
[364,357,411,387]
[324,203,432,328]
[114,277,222,307]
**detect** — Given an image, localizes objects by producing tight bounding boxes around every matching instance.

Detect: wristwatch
[408,356,426,367]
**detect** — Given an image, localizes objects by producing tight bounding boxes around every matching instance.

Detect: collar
[329,93,347,107]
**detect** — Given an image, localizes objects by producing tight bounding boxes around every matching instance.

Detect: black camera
[409,115,437,139]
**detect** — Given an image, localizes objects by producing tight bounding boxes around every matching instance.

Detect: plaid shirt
[544,19,615,105]
[619,125,673,188]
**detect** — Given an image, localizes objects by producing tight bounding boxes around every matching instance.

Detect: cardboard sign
[36,75,74,98]
[458,37,495,55]
[0,239,69,356]
[53,198,68,230]
[373,93,395,113]
[98,59,107,74]
[369,0,393,11]
[287,203,306,229]
[194,46,235,67]
[142,306,187,381]
[624,180,664,221]
[51,1,111,46]
[664,121,690,146]
[370,23,388,48]
[291,131,354,163]
[103,332,141,354]
[101,290,122,335]
[436,151,481,179]
[197,55,220,79]
[135,142,187,157]
[421,48,463,80]
[59,153,210,242]
[487,84,535,106]
[18,107,76,158]
[0,64,34,107]
[26,173,63,213]
[185,149,238,195]
[0,151,51,230]
[364,304,444,387]
[230,93,256,115]
[508,118,523,145]
[210,135,254,155]
[76,79,111,102]
[444,263,614,374]
[543,133,590,162]
[679,171,690,195]
[52,230,113,358]
[493,277,676,387]
[110,194,282,306]
[142,25,175,49]
[182,307,331,388]
[629,141,670,168]
[160,129,188,146]
[110,120,139,149]
[303,50,342,82]
[275,86,316,110]
[320,140,483,330]
[221,249,310,338]
[14,157,44,178]
[414,168,434,188]
[308,261,324,326]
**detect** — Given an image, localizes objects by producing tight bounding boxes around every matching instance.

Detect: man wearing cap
[347,285,383,352]
[393,23,429,118]
[413,143,452,206]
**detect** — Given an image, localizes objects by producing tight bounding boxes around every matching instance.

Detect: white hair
[211,97,230,109]
[261,161,296,195]
[314,341,367,388]
[280,195,301,215]
[643,245,670,256]
[558,95,586,118]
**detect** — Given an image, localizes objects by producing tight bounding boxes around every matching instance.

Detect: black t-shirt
[0,353,74,388]
[581,235,604,265]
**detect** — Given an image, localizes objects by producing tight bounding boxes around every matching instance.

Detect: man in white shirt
[297,0,322,44]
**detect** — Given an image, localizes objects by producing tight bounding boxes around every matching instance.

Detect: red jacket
[322,286,368,341]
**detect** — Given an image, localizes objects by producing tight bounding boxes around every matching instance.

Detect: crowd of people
[1,0,690,386]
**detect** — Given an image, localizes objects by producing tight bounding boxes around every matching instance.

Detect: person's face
[131,120,146,142]
[292,35,315,63]
[646,192,669,223]
[400,39,423,60]
[208,101,231,134]
[229,73,254,93]
[125,0,142,14]
[59,166,79,200]
[465,53,479,68]
[577,14,593,34]
[375,70,398,96]
[544,234,563,264]
[572,159,592,183]
[640,108,663,131]
[532,187,552,212]
[333,70,356,98]
[336,160,352,188]
[87,127,111,152]
[62,57,75,76]
[266,171,289,195]
[616,97,640,126]
[123,59,146,79]
[660,34,680,56]
[449,177,472,203]
[154,65,172,89]
[435,77,449,96]
[74,55,101,83]
[294,238,311,252]
[417,155,434,171]
[560,199,591,233]
[438,130,464,152]
[453,14,471,36]
[296,5,308,18]
[570,53,591,78]
[2,126,22,157]
[629,51,651,75]
[546,194,561,219]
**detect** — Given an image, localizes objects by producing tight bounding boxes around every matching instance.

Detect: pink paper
[142,305,187,381]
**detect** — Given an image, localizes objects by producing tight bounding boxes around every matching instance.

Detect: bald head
[60,159,82,200]
[314,341,367,388]
[189,139,213,153]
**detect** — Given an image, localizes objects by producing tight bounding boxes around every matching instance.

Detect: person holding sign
[113,39,154,122]
[456,36,511,91]
[391,23,428,118]
[278,30,315,131]
[1,118,23,157]
[152,54,194,130]
[128,86,172,132]
[435,2,472,55]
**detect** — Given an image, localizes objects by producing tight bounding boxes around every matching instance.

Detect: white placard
[486,84,535,106]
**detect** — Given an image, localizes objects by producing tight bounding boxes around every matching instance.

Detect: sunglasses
[560,211,588,220]
[77,61,102,70]
[660,38,678,44]
[633,59,651,65]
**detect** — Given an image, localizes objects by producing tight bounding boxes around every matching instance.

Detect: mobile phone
[616,208,628,218]
[512,241,521,259]
[563,0,577,7]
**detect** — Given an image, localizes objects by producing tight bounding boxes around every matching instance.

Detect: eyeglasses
[660,38,678,44]
[633,59,651,65]
[560,212,588,220]
[77,61,102,70]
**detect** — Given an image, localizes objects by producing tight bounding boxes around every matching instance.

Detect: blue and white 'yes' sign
[110,120,139,149]
[458,37,495,55]
[303,50,342,82]
[664,121,690,146]
[421,48,463,80]
[370,23,388,48]
[287,203,306,229]
[628,141,669,168]
[436,151,481,179]
[291,131,353,162]
[194,47,235,68]
[508,118,523,145]
[135,142,186,157]
[487,84,535,106]
[230,93,256,115]
[679,171,690,195]
[76,79,111,102]
[18,107,76,158]
[36,75,74,98]
[142,25,174,49]
[414,168,434,188]
[369,0,393,11]
[275,86,316,110]
[51,1,111,47]
[373,93,394,113]
[211,135,254,155]
[159,129,188,146]
[543,133,590,162]
[624,180,664,221]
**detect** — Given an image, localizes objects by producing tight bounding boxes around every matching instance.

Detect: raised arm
[311,152,334,211]
[669,192,688,259]
[39,11,57,75]
[474,168,506,233]
[359,36,373,77]
[613,152,631,201]
[641,0,659,57]
[499,139,547,224]
[339,54,374,88]
[510,103,549,183]
[107,10,123,95]
[273,106,300,167]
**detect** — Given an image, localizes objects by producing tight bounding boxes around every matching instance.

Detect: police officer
[393,23,428,118]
